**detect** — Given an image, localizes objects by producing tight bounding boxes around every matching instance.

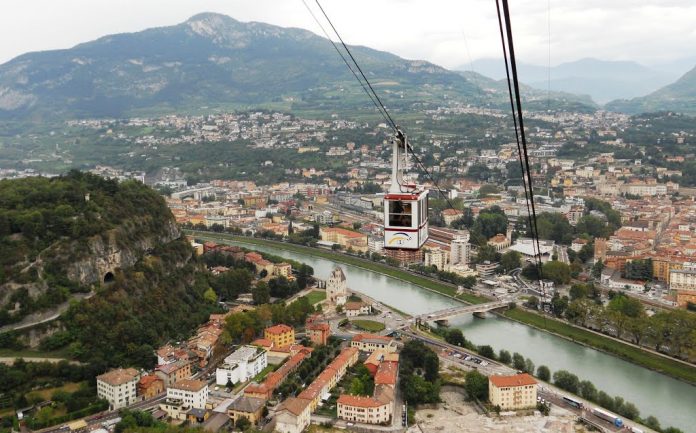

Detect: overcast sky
[2,0,695,69]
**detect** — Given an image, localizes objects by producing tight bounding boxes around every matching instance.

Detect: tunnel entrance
[103,272,115,284]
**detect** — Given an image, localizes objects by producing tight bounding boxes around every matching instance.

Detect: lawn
[187,232,490,305]
[26,382,85,401]
[251,365,276,383]
[351,319,386,332]
[504,308,696,385]
[0,348,72,359]
[304,290,326,305]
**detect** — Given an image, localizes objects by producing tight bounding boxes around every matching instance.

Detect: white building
[215,345,268,386]
[424,247,449,270]
[450,233,470,266]
[489,374,537,410]
[275,397,311,433]
[327,266,349,305]
[166,379,209,409]
[97,368,140,410]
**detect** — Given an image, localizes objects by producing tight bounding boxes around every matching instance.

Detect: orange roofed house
[488,373,537,410]
[319,227,368,253]
[264,324,295,348]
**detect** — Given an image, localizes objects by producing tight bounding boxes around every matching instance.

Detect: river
[219,238,695,432]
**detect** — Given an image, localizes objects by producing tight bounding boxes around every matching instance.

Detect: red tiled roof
[489,373,537,388]
[265,324,293,335]
[338,394,384,408]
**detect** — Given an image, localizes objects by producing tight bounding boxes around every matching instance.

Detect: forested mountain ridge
[0,171,213,367]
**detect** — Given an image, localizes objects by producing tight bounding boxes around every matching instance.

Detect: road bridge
[415,300,509,322]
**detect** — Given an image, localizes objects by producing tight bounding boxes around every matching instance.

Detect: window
[388,201,412,227]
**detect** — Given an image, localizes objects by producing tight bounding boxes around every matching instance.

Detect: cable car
[384,131,429,250]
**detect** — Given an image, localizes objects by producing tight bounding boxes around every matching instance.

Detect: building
[97,368,140,410]
[671,267,696,307]
[264,324,295,348]
[215,346,268,386]
[450,233,471,266]
[424,247,449,270]
[442,208,464,225]
[319,227,368,253]
[138,374,164,400]
[488,233,511,251]
[364,351,399,376]
[337,393,393,424]
[326,266,349,305]
[306,321,331,346]
[166,379,209,409]
[475,261,499,278]
[227,396,266,426]
[344,301,371,317]
[274,397,311,433]
[488,374,537,410]
[351,334,397,353]
[155,359,192,387]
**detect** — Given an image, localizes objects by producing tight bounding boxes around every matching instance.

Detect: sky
[1,0,696,70]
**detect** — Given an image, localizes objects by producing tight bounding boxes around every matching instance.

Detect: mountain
[605,65,696,114]
[0,13,488,120]
[0,171,213,367]
[465,57,675,104]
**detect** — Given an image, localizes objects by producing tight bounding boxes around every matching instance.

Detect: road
[0,292,94,333]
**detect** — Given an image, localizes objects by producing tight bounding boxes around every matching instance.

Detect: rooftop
[169,379,207,392]
[229,396,265,413]
[489,373,537,388]
[265,324,293,335]
[97,368,139,386]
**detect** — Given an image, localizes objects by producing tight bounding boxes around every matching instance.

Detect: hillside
[605,65,696,114]
[0,13,599,121]
[0,171,213,367]
[0,13,485,120]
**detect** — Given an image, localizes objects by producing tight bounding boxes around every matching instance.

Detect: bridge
[415,300,510,322]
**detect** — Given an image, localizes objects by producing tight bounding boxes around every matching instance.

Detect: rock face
[66,218,180,285]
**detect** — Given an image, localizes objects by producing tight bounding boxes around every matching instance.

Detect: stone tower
[326,266,348,305]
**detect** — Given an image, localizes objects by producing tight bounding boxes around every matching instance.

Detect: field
[304,290,326,305]
[26,382,85,402]
[251,365,275,383]
[504,308,696,384]
[350,319,386,332]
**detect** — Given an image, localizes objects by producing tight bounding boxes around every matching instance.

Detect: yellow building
[264,324,295,348]
[489,374,537,410]
[653,257,683,282]
[228,396,265,426]
[319,227,368,253]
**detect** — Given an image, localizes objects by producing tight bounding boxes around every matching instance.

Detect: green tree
[500,251,521,272]
[203,287,217,303]
[475,244,500,264]
[591,260,605,279]
[512,352,525,371]
[542,261,571,285]
[536,365,550,381]
[464,370,489,401]
[498,350,512,365]
[552,370,579,393]
[578,380,598,401]
[251,281,270,304]
[524,358,535,374]
[477,345,496,360]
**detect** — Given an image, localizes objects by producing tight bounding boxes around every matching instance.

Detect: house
[364,351,399,376]
[156,345,191,365]
[186,408,209,425]
[274,397,311,433]
[337,393,393,425]
[264,324,295,348]
[155,359,192,387]
[570,238,589,253]
[351,334,397,353]
[489,373,537,410]
[244,349,310,401]
[138,374,164,400]
[97,368,140,410]
[319,227,368,253]
[296,347,359,412]
[442,208,464,226]
[227,396,266,426]
[344,301,371,317]
[166,379,209,409]
[215,346,268,386]
[306,321,331,346]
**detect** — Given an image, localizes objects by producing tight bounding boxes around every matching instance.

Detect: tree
[512,352,525,371]
[477,345,496,360]
[552,370,579,393]
[551,293,569,318]
[203,287,217,303]
[464,370,489,401]
[445,329,468,347]
[525,295,539,310]
[475,244,500,264]
[578,380,598,402]
[235,416,251,431]
[536,365,550,381]
[542,261,571,285]
[252,282,270,304]
[569,283,589,300]
[591,259,605,279]
[644,416,661,431]
[500,251,521,273]
[524,358,535,375]
[576,215,610,238]
[498,350,512,365]
[617,401,640,420]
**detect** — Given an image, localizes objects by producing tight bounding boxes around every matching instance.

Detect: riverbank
[503,308,696,385]
[187,231,489,305]
[191,231,696,387]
